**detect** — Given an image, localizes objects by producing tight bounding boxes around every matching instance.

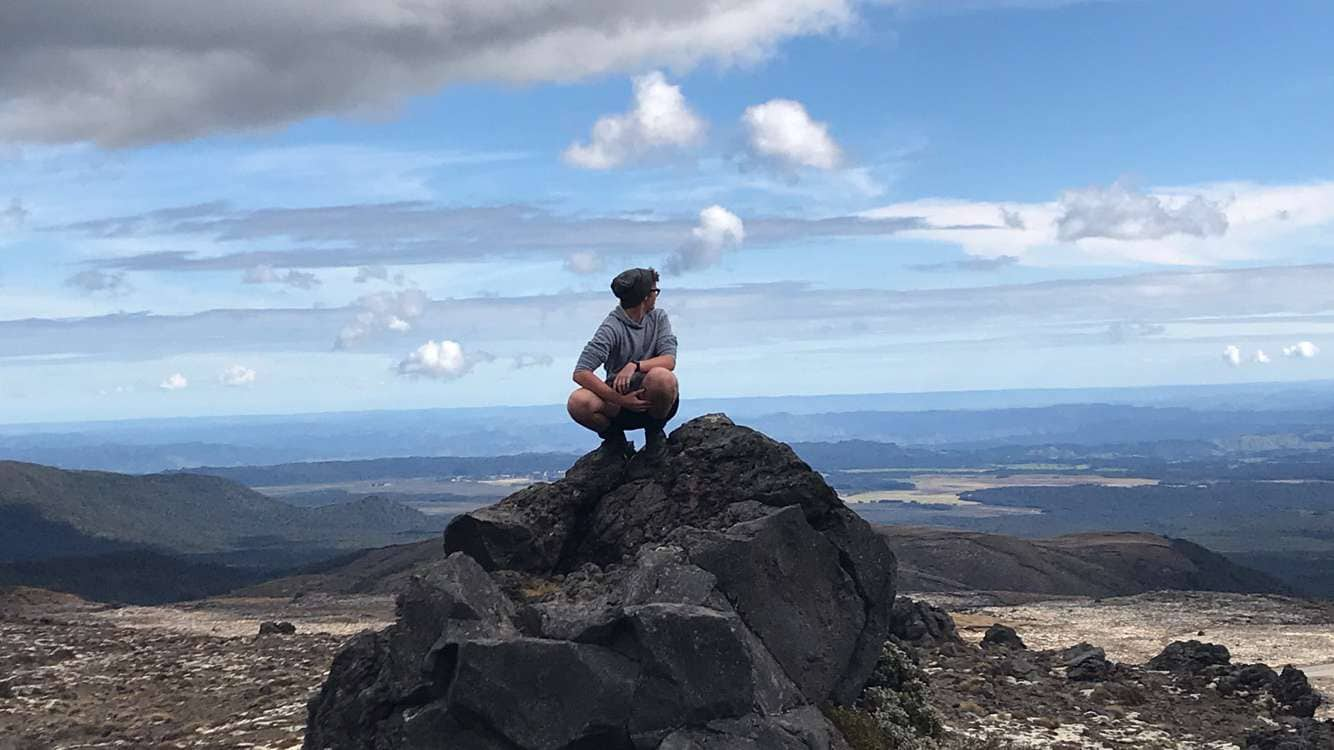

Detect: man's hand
[618,388,650,412]
[613,361,637,393]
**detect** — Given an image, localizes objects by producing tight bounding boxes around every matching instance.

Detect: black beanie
[611,267,657,308]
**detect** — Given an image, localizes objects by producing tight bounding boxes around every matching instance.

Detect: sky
[1,0,1333,422]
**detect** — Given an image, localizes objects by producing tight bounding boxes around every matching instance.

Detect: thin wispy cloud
[64,269,131,295]
[62,202,935,272]
[564,251,604,275]
[242,265,321,289]
[908,255,1019,272]
[336,289,428,350]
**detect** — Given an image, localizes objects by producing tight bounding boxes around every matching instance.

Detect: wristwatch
[633,360,642,372]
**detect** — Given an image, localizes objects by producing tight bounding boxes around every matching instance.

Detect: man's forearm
[638,355,676,371]
[574,370,622,402]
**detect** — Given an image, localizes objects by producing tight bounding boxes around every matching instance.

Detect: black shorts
[606,372,680,431]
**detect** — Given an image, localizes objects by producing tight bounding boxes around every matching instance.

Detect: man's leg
[567,388,624,432]
[641,369,679,420]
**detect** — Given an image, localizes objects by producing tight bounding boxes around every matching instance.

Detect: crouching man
[567,267,680,459]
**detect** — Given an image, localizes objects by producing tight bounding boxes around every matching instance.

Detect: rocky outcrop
[305,414,897,750]
[888,597,961,646]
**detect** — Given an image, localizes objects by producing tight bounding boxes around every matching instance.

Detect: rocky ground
[3,586,1333,749]
[0,587,394,750]
[905,591,1334,749]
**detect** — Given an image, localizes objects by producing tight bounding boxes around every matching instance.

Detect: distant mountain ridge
[881,526,1291,597]
[239,525,1289,601]
[0,460,444,564]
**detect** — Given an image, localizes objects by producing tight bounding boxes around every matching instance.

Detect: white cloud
[665,205,745,273]
[564,251,605,275]
[159,373,188,390]
[0,2,851,147]
[397,339,475,380]
[242,265,321,289]
[336,289,428,349]
[1252,350,1271,364]
[741,99,842,170]
[1222,345,1242,368]
[1283,341,1320,359]
[1055,181,1228,242]
[564,72,705,169]
[220,364,257,387]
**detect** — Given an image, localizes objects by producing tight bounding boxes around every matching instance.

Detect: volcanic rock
[1146,640,1232,672]
[888,597,961,646]
[980,623,1026,650]
[257,620,296,636]
[305,414,897,750]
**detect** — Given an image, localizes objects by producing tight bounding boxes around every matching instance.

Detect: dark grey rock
[257,620,295,636]
[678,505,866,705]
[1244,717,1334,749]
[1272,666,1322,719]
[981,624,1026,650]
[1146,640,1232,673]
[443,637,639,750]
[889,598,961,645]
[655,706,850,750]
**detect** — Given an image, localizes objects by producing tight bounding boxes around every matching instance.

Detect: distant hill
[0,460,445,565]
[178,453,578,486]
[239,525,1289,601]
[880,526,1291,597]
[0,550,265,605]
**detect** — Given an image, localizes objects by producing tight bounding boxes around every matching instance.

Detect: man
[568,267,680,458]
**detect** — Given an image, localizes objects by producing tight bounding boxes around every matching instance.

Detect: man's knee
[643,368,678,395]
[567,388,602,417]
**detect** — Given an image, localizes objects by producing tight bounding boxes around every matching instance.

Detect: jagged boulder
[305,414,896,750]
[1146,640,1231,673]
[980,624,1026,650]
[888,597,961,646]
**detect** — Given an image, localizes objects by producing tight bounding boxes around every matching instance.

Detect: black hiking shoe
[640,426,668,461]
[597,428,634,459]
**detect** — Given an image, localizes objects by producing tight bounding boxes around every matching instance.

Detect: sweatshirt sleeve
[654,311,678,358]
[575,322,615,373]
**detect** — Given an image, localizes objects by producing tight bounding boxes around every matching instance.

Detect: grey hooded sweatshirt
[575,307,677,382]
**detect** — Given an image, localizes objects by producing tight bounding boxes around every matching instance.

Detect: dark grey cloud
[64,269,130,295]
[908,255,1018,272]
[1056,181,1228,242]
[2,198,29,228]
[60,202,936,271]
[0,0,851,146]
[7,264,1334,362]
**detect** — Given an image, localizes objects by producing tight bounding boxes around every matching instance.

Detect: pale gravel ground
[921,590,1334,721]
